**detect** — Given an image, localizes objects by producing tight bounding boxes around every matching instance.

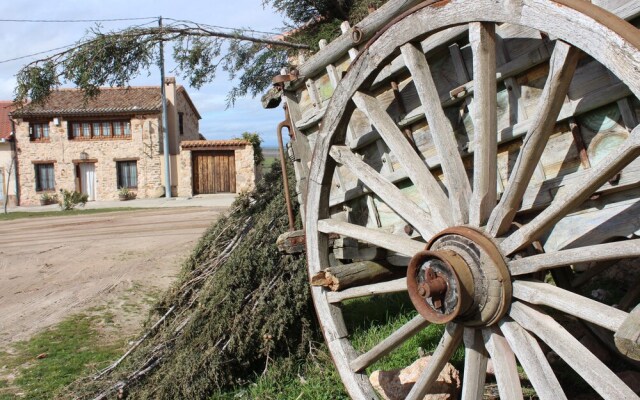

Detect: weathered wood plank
[499,317,567,400]
[317,219,425,257]
[353,91,451,229]
[510,302,638,400]
[469,22,498,227]
[330,145,438,239]
[351,315,430,372]
[482,327,524,400]
[406,323,463,400]
[487,41,580,236]
[501,125,640,255]
[509,238,640,275]
[614,304,640,361]
[461,328,488,400]
[401,42,471,224]
[512,280,627,331]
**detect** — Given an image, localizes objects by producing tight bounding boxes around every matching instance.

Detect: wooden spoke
[352,91,451,229]
[499,317,567,400]
[510,302,638,400]
[482,326,524,400]
[406,323,463,400]
[326,278,407,303]
[400,42,471,225]
[487,41,580,236]
[317,219,425,257]
[469,22,498,227]
[501,125,640,255]
[509,238,640,275]
[461,328,488,400]
[512,280,627,332]
[350,315,430,372]
[330,145,439,239]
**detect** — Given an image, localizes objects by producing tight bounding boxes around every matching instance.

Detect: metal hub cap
[407,227,512,327]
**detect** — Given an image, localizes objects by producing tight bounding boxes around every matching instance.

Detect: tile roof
[11,87,163,118]
[0,101,14,140]
[181,140,249,149]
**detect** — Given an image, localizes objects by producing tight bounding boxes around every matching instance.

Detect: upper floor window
[69,120,131,140]
[30,122,50,141]
[178,112,184,135]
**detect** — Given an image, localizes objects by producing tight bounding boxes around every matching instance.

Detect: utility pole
[159,16,172,199]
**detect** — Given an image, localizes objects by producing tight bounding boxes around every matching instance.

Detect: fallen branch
[93,305,176,380]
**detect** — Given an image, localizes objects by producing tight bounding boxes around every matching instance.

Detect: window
[69,120,131,139]
[30,122,50,141]
[35,163,55,191]
[178,112,184,135]
[117,161,137,188]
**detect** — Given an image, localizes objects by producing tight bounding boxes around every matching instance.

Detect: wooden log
[614,304,640,361]
[326,277,407,303]
[310,261,395,292]
[291,0,426,89]
[276,229,306,254]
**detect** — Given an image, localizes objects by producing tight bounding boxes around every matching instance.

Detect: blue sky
[0,0,288,147]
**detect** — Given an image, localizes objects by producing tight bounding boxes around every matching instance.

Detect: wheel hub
[407,227,512,327]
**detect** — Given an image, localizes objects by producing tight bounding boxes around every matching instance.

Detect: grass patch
[0,207,142,221]
[0,313,127,399]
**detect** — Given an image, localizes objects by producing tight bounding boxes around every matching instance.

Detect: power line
[0,16,157,23]
[163,18,282,36]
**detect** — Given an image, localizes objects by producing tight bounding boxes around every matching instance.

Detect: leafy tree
[14,1,386,107]
[236,131,265,166]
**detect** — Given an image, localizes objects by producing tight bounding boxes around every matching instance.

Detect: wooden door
[192,151,236,194]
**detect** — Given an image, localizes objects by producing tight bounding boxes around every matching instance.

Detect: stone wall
[234,145,256,193]
[178,143,256,197]
[14,115,164,206]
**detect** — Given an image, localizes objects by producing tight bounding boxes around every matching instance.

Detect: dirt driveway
[0,207,226,347]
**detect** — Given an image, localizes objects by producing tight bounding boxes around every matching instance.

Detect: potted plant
[40,192,58,206]
[118,187,136,201]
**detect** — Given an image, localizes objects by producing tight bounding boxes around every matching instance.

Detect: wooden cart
[268,0,640,398]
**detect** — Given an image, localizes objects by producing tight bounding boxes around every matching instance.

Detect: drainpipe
[159,16,171,198]
[10,120,19,205]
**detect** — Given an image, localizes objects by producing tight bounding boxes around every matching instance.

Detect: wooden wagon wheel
[305,0,640,399]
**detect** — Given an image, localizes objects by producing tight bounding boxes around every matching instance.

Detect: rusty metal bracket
[277,103,297,232]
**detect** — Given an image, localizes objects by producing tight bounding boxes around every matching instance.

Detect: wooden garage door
[192,151,236,194]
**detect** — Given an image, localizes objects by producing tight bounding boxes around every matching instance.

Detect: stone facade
[178,140,256,197]
[12,79,201,206]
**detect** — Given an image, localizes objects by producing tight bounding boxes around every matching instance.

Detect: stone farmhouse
[10,77,256,206]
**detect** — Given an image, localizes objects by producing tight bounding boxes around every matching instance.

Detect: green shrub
[58,189,88,211]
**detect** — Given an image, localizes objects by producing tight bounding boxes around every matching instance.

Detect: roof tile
[181,140,249,149]
[0,101,14,140]
[11,87,162,118]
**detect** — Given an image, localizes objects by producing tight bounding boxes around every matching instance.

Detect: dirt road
[0,207,226,347]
